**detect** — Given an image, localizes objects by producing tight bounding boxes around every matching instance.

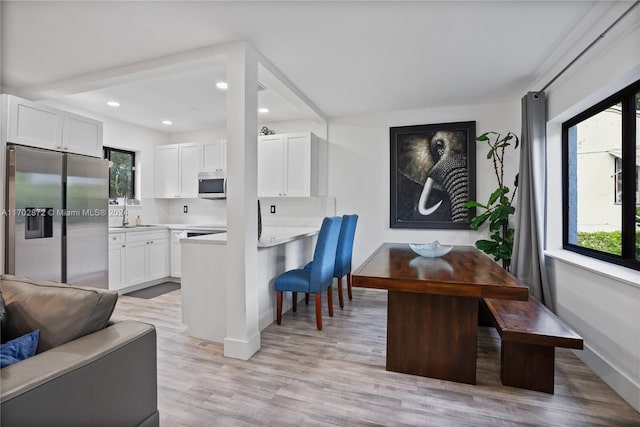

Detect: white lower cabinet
[147,238,170,280]
[108,234,126,291]
[124,240,148,286]
[170,230,187,278]
[108,229,170,291]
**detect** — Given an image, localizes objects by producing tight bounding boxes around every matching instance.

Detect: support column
[224,43,260,360]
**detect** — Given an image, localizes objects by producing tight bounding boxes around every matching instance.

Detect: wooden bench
[481,295,583,394]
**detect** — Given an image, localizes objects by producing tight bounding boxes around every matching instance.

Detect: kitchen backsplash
[163,198,227,225]
[109,196,335,228]
[108,198,167,227]
[260,197,336,227]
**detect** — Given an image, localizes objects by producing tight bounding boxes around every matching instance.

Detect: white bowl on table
[409,241,453,258]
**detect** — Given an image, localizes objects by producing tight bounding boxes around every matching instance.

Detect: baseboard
[259,309,274,331]
[224,332,261,360]
[575,343,640,411]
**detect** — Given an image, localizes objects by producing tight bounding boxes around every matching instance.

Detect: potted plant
[464,131,519,270]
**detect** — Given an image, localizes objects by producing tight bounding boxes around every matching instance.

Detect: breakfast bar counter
[180,226,319,343]
[180,226,319,247]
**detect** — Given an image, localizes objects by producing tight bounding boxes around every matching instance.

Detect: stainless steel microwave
[198,171,226,199]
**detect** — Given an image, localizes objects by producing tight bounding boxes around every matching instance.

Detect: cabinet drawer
[125,230,169,243]
[108,233,125,244]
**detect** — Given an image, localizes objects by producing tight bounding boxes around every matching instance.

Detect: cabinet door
[124,240,147,286]
[258,135,285,197]
[108,244,126,291]
[220,139,227,170]
[62,112,103,157]
[202,141,221,171]
[179,143,200,197]
[171,242,182,277]
[155,145,180,198]
[147,239,170,281]
[284,133,311,197]
[170,230,185,278]
[6,96,63,149]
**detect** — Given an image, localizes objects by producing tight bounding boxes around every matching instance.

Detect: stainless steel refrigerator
[5,144,109,288]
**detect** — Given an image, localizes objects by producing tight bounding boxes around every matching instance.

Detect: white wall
[326,101,521,268]
[260,118,327,139]
[544,16,640,411]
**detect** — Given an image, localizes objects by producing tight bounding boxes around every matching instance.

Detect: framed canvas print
[390,121,476,229]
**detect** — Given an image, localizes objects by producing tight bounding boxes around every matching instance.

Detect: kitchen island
[180,226,319,343]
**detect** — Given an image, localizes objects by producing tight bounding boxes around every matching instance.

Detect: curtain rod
[539,0,639,93]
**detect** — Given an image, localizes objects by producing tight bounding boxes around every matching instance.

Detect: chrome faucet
[122,198,129,227]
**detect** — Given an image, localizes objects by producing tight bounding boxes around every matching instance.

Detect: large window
[103,147,136,204]
[563,79,639,270]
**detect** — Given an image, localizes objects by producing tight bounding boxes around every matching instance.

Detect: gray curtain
[511,92,554,310]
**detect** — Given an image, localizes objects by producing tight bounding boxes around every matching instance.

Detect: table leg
[386,291,478,384]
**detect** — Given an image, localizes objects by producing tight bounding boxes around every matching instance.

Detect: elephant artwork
[390,121,476,229]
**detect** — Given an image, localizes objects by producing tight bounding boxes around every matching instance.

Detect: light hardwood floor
[112,288,640,426]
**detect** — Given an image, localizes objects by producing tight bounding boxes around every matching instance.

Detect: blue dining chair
[275,216,342,330]
[304,214,358,309]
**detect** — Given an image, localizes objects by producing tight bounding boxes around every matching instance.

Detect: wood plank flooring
[112,288,640,426]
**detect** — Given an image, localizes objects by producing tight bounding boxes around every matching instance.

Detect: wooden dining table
[352,243,528,385]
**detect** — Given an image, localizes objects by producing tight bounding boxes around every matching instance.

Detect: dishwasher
[171,230,225,279]
[186,230,225,238]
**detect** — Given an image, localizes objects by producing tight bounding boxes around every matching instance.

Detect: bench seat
[482,295,583,393]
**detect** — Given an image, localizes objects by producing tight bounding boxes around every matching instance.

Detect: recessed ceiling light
[106,101,120,107]
[258,107,269,114]
[216,81,228,90]
[162,120,173,125]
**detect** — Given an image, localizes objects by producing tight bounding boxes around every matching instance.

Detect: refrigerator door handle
[5,146,17,274]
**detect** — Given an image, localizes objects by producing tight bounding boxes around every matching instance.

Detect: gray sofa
[0,275,159,427]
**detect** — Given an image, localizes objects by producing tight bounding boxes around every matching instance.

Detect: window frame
[614,157,622,205]
[562,79,639,271]
[103,146,136,202]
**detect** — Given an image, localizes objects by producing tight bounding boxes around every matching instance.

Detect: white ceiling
[0,1,631,133]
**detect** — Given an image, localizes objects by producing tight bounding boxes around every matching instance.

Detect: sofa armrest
[1,320,158,427]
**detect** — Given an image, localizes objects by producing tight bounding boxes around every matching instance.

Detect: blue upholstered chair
[275,216,342,330]
[304,214,358,309]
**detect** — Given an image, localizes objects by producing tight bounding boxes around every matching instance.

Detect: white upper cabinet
[4,95,103,157]
[179,143,200,197]
[284,133,312,197]
[154,142,201,198]
[155,145,180,198]
[258,135,286,197]
[6,96,63,149]
[201,139,227,172]
[258,132,325,197]
[62,112,103,157]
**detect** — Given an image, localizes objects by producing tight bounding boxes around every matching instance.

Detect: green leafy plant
[464,131,519,270]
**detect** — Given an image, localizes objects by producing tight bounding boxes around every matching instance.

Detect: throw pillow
[1,275,118,353]
[0,329,39,368]
[0,290,7,342]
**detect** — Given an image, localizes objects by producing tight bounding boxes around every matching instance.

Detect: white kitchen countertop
[162,223,227,230]
[181,226,320,247]
[109,223,226,233]
[108,225,168,233]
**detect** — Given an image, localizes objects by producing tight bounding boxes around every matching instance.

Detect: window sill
[544,249,640,289]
